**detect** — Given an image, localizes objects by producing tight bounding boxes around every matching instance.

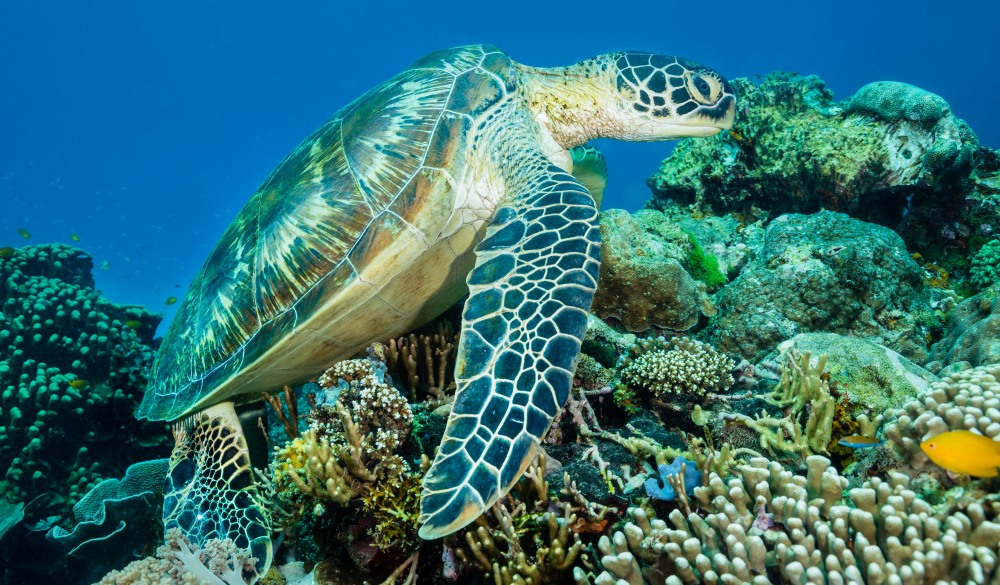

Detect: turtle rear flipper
[164,401,273,580]
[418,146,600,538]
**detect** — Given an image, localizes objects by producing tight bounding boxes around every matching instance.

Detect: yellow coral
[360,469,423,548]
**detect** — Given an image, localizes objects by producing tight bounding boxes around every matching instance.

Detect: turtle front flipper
[164,401,273,580]
[418,154,600,539]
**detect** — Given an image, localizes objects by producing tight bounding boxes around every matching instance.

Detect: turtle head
[606,52,735,140]
[521,51,735,148]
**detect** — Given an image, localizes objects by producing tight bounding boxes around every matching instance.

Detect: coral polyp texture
[882,363,1000,472]
[576,456,998,585]
[0,244,168,518]
[618,336,735,404]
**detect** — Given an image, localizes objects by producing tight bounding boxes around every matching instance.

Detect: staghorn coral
[0,244,168,522]
[882,363,1000,474]
[575,455,999,585]
[383,322,458,401]
[457,453,583,585]
[618,337,734,406]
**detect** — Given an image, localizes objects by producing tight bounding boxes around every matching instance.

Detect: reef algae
[701,210,933,363]
[647,72,993,255]
[768,332,939,417]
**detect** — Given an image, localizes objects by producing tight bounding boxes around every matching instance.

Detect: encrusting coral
[574,455,999,585]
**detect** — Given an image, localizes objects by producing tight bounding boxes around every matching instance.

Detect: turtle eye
[688,73,721,104]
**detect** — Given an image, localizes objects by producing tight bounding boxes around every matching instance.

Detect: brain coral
[0,244,169,521]
[846,81,951,123]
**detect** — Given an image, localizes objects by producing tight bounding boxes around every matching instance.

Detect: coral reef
[970,238,1000,291]
[47,458,168,567]
[927,283,1000,374]
[96,528,257,585]
[767,333,938,417]
[846,81,951,123]
[591,209,714,332]
[646,73,992,255]
[0,245,168,517]
[576,456,998,584]
[882,364,1000,474]
[701,210,932,363]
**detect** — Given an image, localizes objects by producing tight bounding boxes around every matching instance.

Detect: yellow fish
[165,296,178,306]
[123,320,143,329]
[70,233,81,242]
[0,247,14,258]
[920,430,1000,477]
[68,379,89,390]
[17,228,30,239]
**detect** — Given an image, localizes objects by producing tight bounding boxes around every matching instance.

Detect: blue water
[2,1,998,333]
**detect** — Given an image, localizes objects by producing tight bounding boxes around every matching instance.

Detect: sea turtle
[138,44,734,578]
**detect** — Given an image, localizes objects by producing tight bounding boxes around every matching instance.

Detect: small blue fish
[837,435,885,449]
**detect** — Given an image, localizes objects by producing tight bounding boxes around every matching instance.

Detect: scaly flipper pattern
[418,148,600,538]
[163,401,272,579]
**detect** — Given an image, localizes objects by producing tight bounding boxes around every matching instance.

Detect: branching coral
[95,528,256,585]
[618,337,734,406]
[721,351,837,459]
[455,452,584,585]
[882,363,1000,473]
[384,322,458,401]
[575,455,999,584]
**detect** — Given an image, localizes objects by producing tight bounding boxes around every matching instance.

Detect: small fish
[17,228,30,239]
[0,247,14,258]
[837,435,885,449]
[920,430,1000,478]
[165,296,178,306]
[123,320,143,329]
[68,379,89,390]
[99,260,110,270]
[69,233,80,242]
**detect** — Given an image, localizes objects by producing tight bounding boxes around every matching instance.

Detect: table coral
[0,244,168,521]
[575,456,998,584]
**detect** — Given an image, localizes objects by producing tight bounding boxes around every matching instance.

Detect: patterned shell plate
[139,45,517,421]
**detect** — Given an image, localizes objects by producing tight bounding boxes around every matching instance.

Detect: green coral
[684,231,726,288]
[0,244,168,522]
[970,238,1000,290]
[846,80,950,123]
